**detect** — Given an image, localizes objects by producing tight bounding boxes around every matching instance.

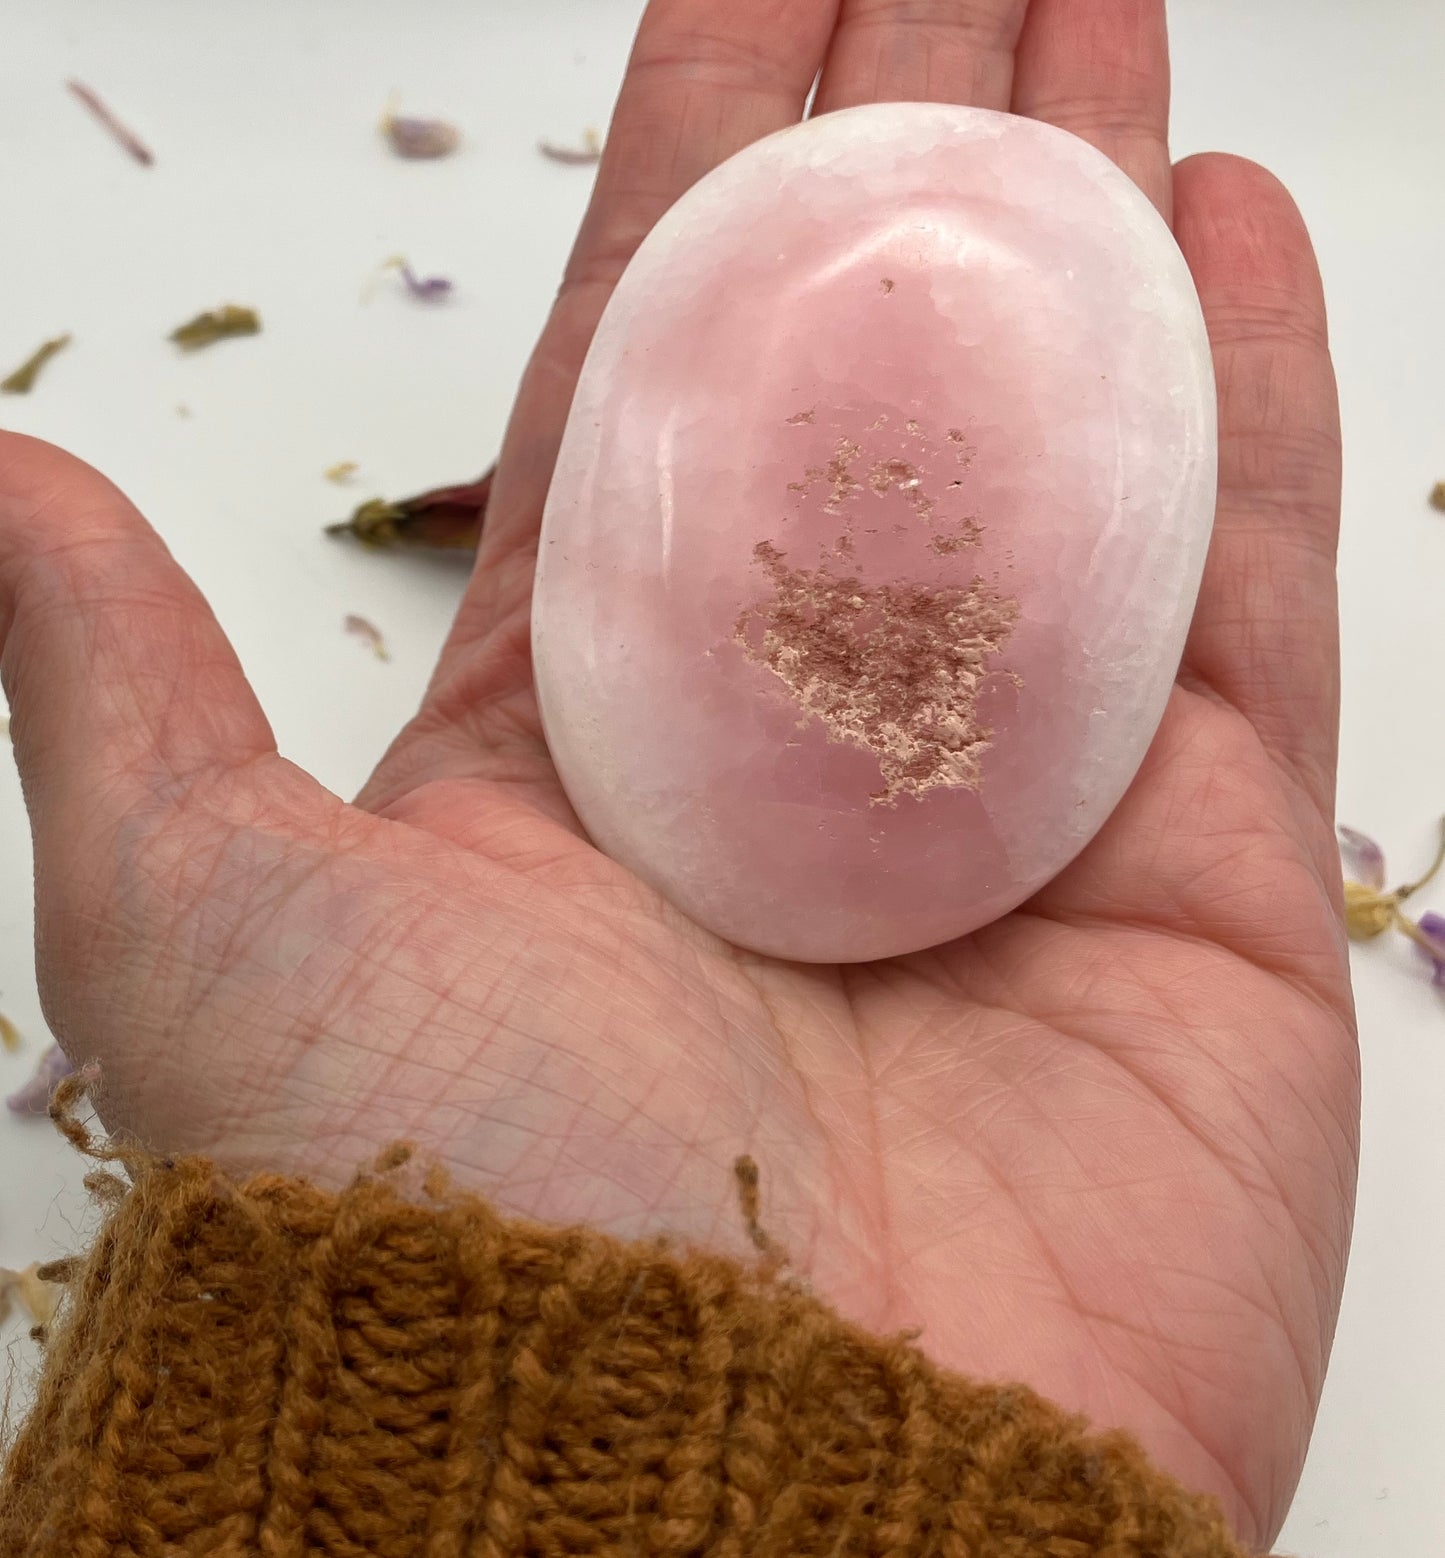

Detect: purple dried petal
[395,261,453,301]
[1338,825,1387,890]
[385,115,460,160]
[1414,911,1445,987]
[6,1045,74,1115]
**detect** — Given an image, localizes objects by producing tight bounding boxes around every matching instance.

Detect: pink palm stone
[533,103,1216,962]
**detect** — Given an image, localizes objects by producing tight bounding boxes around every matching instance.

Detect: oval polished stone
[533,103,1216,963]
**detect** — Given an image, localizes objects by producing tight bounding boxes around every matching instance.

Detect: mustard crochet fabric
[0,1151,1250,1557]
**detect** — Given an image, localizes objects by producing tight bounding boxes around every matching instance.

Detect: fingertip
[1172,153,1328,341]
[0,432,144,582]
[1012,0,1172,217]
[0,436,275,829]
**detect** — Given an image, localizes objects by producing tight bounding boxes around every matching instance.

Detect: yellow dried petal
[0,1263,61,1327]
[1343,881,1398,940]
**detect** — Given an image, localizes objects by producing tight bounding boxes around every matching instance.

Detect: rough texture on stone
[533,103,1217,962]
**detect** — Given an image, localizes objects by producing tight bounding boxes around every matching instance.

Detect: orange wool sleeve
[0,1151,1252,1557]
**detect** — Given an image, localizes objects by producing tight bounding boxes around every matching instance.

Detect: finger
[476,0,839,566]
[364,0,840,810]
[1171,155,1342,811]
[812,0,1027,115]
[0,434,277,847]
[1011,0,1172,218]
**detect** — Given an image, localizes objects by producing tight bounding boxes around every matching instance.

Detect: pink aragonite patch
[533,103,1216,963]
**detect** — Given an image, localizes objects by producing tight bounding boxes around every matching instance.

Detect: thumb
[0,432,279,1046]
[0,433,275,799]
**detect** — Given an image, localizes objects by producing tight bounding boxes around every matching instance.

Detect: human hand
[0,1,1347,1548]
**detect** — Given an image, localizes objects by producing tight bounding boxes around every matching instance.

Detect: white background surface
[0,2,1441,1550]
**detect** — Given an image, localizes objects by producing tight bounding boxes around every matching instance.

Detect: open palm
[0,1,1348,1549]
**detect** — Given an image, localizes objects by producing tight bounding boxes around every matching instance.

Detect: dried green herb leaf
[1430,481,1445,512]
[325,461,359,483]
[1,334,71,394]
[0,1014,18,1053]
[326,466,494,550]
[169,305,260,351]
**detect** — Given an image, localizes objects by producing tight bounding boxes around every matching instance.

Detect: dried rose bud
[326,466,494,550]
[384,113,460,160]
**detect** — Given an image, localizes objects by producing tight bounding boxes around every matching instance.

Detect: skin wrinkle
[863,963,1343,1355]
[1123,1369,1265,1543]
[0,12,1352,1540]
[1072,1073,1334,1414]
[734,960,864,1277]
[259,903,787,1243]
[813,1,1025,115]
[1006,1153,1291,1545]
[1038,860,1347,1021]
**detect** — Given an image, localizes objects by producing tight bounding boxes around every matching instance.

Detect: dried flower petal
[66,79,154,166]
[326,466,494,550]
[1412,910,1445,987]
[1342,881,1397,940]
[1,334,71,394]
[344,614,391,662]
[325,461,359,484]
[1431,482,1445,513]
[1340,818,1445,988]
[385,256,453,302]
[383,111,460,160]
[169,305,261,350]
[1337,825,1387,891]
[6,1044,74,1114]
[539,128,602,165]
[0,1264,61,1328]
